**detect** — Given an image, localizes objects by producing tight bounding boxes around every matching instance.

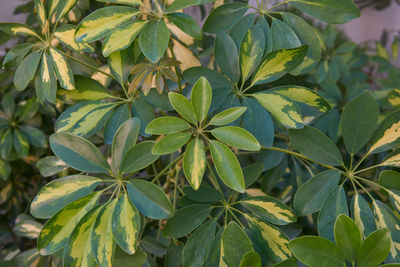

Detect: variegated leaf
[34,0,46,26]
[350,193,376,238]
[37,156,68,177]
[92,199,118,266]
[50,0,79,21]
[382,150,400,167]
[240,196,296,225]
[97,0,142,5]
[240,25,265,82]
[30,175,102,219]
[245,215,292,262]
[63,206,102,267]
[112,193,141,254]
[36,52,57,104]
[0,23,42,39]
[388,190,400,214]
[49,48,75,90]
[38,192,102,255]
[54,24,94,53]
[102,20,147,57]
[75,6,140,43]
[252,92,303,129]
[55,101,117,137]
[221,222,253,267]
[251,46,307,86]
[368,109,400,154]
[183,138,206,190]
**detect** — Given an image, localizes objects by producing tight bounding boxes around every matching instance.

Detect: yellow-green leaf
[388,190,400,214]
[368,109,400,154]
[30,175,102,219]
[49,48,75,90]
[50,0,79,21]
[382,150,400,167]
[102,20,147,57]
[183,138,206,190]
[54,24,94,53]
[36,52,57,104]
[152,132,191,155]
[75,6,140,43]
[240,26,265,82]
[145,116,191,135]
[38,192,101,255]
[168,92,197,125]
[209,107,247,126]
[0,23,42,40]
[92,199,118,266]
[191,76,212,123]
[252,92,303,129]
[211,126,260,151]
[112,193,141,255]
[34,0,46,26]
[97,0,142,5]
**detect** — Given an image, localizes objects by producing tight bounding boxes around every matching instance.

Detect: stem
[151,154,184,183]
[353,178,374,201]
[352,152,371,172]
[228,209,244,228]
[173,169,180,208]
[354,163,383,175]
[354,175,388,192]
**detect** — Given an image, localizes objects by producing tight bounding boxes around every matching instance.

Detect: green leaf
[191,77,212,124]
[131,99,155,136]
[13,129,29,157]
[120,141,159,174]
[334,214,362,264]
[49,132,110,173]
[167,13,202,39]
[164,204,213,238]
[211,126,260,151]
[268,86,330,114]
[209,140,245,193]
[49,48,75,90]
[139,20,169,63]
[112,193,141,255]
[102,20,147,57]
[289,236,346,267]
[289,126,343,166]
[0,159,11,180]
[243,164,264,188]
[239,251,261,267]
[55,101,116,137]
[20,126,47,148]
[108,48,134,86]
[104,105,130,145]
[127,179,174,219]
[382,150,400,167]
[0,23,42,39]
[166,0,217,13]
[215,32,240,83]
[203,3,248,34]
[252,92,303,129]
[183,67,231,89]
[168,92,197,125]
[341,91,379,155]
[317,186,348,241]
[112,118,140,172]
[30,175,101,219]
[368,109,400,154]
[380,170,400,191]
[97,0,142,6]
[36,52,57,103]
[75,6,140,43]
[221,222,253,267]
[14,50,42,91]
[112,248,146,267]
[387,190,400,214]
[49,0,79,22]
[38,192,101,255]
[57,75,113,102]
[209,107,247,126]
[152,132,191,155]
[350,193,376,238]
[0,129,13,158]
[288,0,360,24]
[2,92,14,118]
[63,206,102,267]
[36,156,68,177]
[293,170,341,216]
[145,116,190,135]
[3,43,34,67]
[357,229,391,267]
[183,138,206,190]
[182,220,216,267]
[245,215,291,262]
[54,24,94,53]
[240,196,296,225]
[240,25,265,82]
[182,185,223,203]
[230,13,257,50]
[251,47,307,86]
[92,199,117,267]
[271,18,301,51]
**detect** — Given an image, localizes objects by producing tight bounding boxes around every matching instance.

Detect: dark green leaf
[139,20,169,63]
[357,229,391,267]
[215,32,240,83]
[203,3,248,34]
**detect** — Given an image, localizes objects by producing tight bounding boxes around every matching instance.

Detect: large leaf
[49,132,110,173]
[368,109,400,154]
[164,204,213,238]
[240,25,265,82]
[112,193,141,255]
[30,175,101,219]
[288,0,360,24]
[356,229,391,267]
[145,116,190,135]
[240,196,296,225]
[251,47,307,86]
[127,179,174,219]
[139,20,169,63]
[37,192,101,255]
[334,214,361,264]
[166,0,217,13]
[54,24,94,53]
[183,138,206,190]
[215,32,240,83]
[221,222,253,267]
[341,91,379,155]
[14,50,42,91]
[191,77,212,124]
[289,126,343,166]
[293,170,340,216]
[75,6,140,43]
[209,140,245,193]
[203,3,248,34]
[120,141,159,174]
[49,48,75,90]
[289,236,346,267]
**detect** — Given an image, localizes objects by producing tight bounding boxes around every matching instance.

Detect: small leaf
[127,179,174,219]
[14,50,42,91]
[191,77,212,124]
[356,229,391,267]
[36,156,68,177]
[152,132,191,155]
[209,140,245,193]
[30,175,101,219]
[334,214,362,264]
[49,132,110,173]
[211,126,261,151]
[168,92,197,125]
[120,141,159,174]
[209,107,247,126]
[183,138,206,190]
[145,116,191,135]
[163,204,213,238]
[139,20,169,63]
